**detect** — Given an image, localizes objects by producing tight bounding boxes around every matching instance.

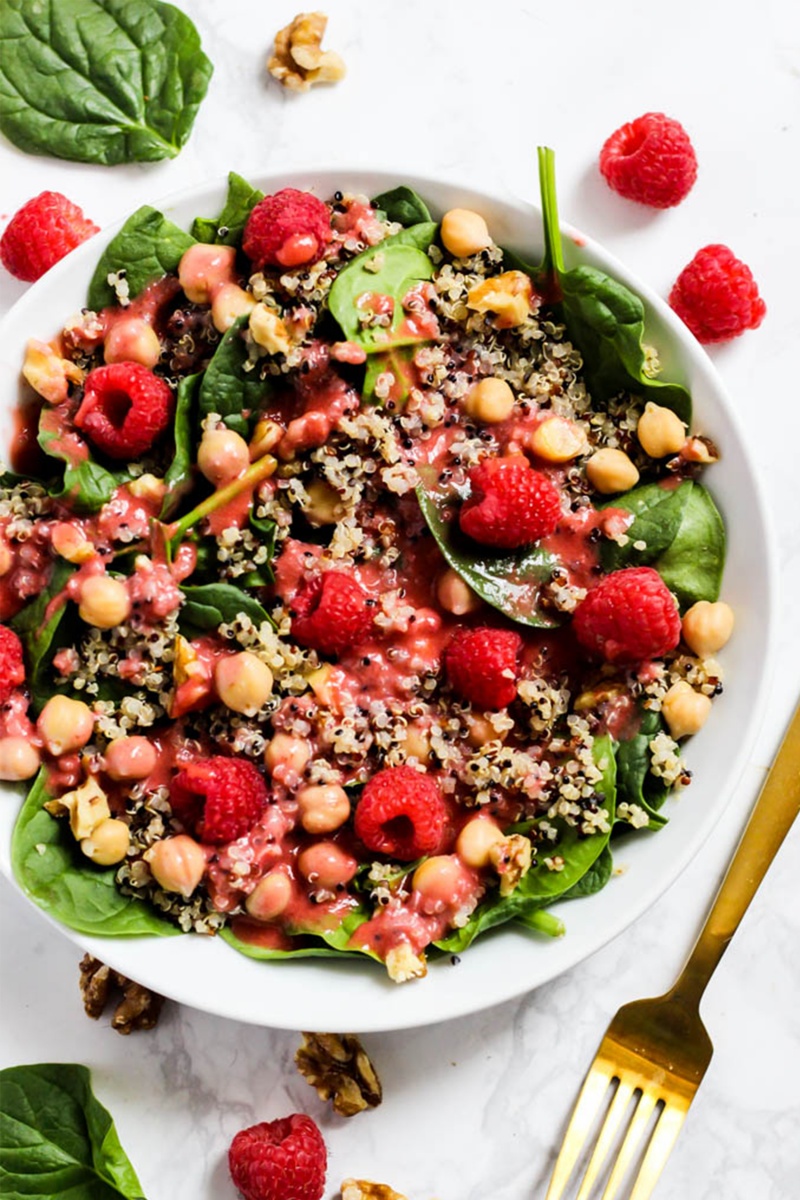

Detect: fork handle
[670,697,800,1011]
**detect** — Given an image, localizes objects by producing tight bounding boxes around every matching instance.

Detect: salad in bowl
[0,152,755,1013]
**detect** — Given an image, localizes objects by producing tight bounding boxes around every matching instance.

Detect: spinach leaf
[179,583,273,634]
[328,239,435,352]
[416,466,560,628]
[558,843,614,897]
[0,1063,145,1200]
[615,706,670,829]
[87,205,195,311]
[536,147,692,425]
[198,315,271,437]
[10,561,74,712]
[435,735,617,952]
[161,371,200,518]
[655,483,725,609]
[220,904,379,963]
[192,172,265,245]
[371,185,432,227]
[599,480,693,573]
[362,346,416,406]
[0,0,212,166]
[11,771,179,937]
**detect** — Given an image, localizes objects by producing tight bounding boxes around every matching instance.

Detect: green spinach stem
[166,452,277,549]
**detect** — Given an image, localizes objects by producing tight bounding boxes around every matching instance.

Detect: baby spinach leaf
[10,561,75,712]
[615,706,670,829]
[161,371,200,518]
[179,583,273,634]
[87,205,195,311]
[0,1062,145,1200]
[436,735,617,952]
[198,315,271,437]
[362,346,416,406]
[371,185,432,227]
[0,0,212,166]
[655,483,725,610]
[11,771,179,937]
[536,147,691,425]
[192,172,265,246]
[220,904,379,963]
[558,843,614,898]
[328,239,435,352]
[416,467,560,628]
[37,412,130,513]
[599,480,693,573]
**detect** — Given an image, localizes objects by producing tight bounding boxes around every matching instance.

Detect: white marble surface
[1,1,800,1197]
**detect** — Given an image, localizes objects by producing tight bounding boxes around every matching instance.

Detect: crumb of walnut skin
[79,954,165,1034]
[341,1180,409,1200]
[268,12,346,92]
[295,1032,382,1117]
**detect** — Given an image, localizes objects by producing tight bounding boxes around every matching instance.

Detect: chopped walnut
[341,1180,408,1200]
[268,12,346,92]
[385,942,427,983]
[295,1033,382,1117]
[490,832,532,897]
[79,955,165,1034]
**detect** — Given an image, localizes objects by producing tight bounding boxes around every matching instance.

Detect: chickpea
[105,736,157,781]
[401,721,432,766]
[456,817,505,869]
[128,474,166,505]
[146,835,206,897]
[303,478,346,526]
[78,574,131,629]
[467,713,506,748]
[0,538,13,577]
[436,567,481,616]
[37,695,94,756]
[211,283,254,334]
[681,601,735,658]
[51,522,93,563]
[81,817,130,866]
[249,303,291,356]
[637,402,687,458]
[297,842,358,889]
[296,783,350,834]
[197,427,250,486]
[465,377,514,424]
[0,736,41,781]
[412,855,464,905]
[178,243,237,304]
[530,416,585,463]
[215,652,273,717]
[440,208,492,259]
[264,732,311,779]
[104,318,161,368]
[585,447,640,495]
[661,680,712,740]
[246,869,292,921]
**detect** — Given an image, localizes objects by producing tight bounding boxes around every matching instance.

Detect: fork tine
[628,1103,688,1200]
[575,1079,635,1200]
[545,1065,615,1200]
[599,1090,658,1200]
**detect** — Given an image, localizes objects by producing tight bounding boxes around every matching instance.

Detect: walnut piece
[490,832,533,897]
[295,1032,382,1117]
[79,955,165,1034]
[341,1180,408,1200]
[268,12,346,93]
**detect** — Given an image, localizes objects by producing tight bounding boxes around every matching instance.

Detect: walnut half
[79,955,165,1035]
[295,1032,382,1117]
[341,1180,408,1200]
[268,12,346,92]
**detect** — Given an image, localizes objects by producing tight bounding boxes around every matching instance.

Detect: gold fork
[546,697,800,1200]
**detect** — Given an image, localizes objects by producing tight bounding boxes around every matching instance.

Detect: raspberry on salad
[243,188,332,271]
[669,244,767,344]
[228,1113,327,1200]
[572,566,681,666]
[599,113,697,209]
[290,571,373,657]
[0,191,99,283]
[0,627,25,703]
[444,626,523,710]
[74,363,173,461]
[355,765,447,860]
[459,456,562,550]
[170,757,268,845]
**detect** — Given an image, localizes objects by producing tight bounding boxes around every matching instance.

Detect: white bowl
[0,169,777,1032]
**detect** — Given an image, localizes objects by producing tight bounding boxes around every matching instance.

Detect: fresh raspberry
[0,627,26,702]
[459,456,561,550]
[228,1114,326,1200]
[0,191,99,282]
[355,765,447,860]
[599,113,697,209]
[74,363,173,460]
[290,571,373,657]
[242,189,331,271]
[444,626,522,709]
[572,566,681,666]
[170,756,268,845]
[669,244,767,344]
